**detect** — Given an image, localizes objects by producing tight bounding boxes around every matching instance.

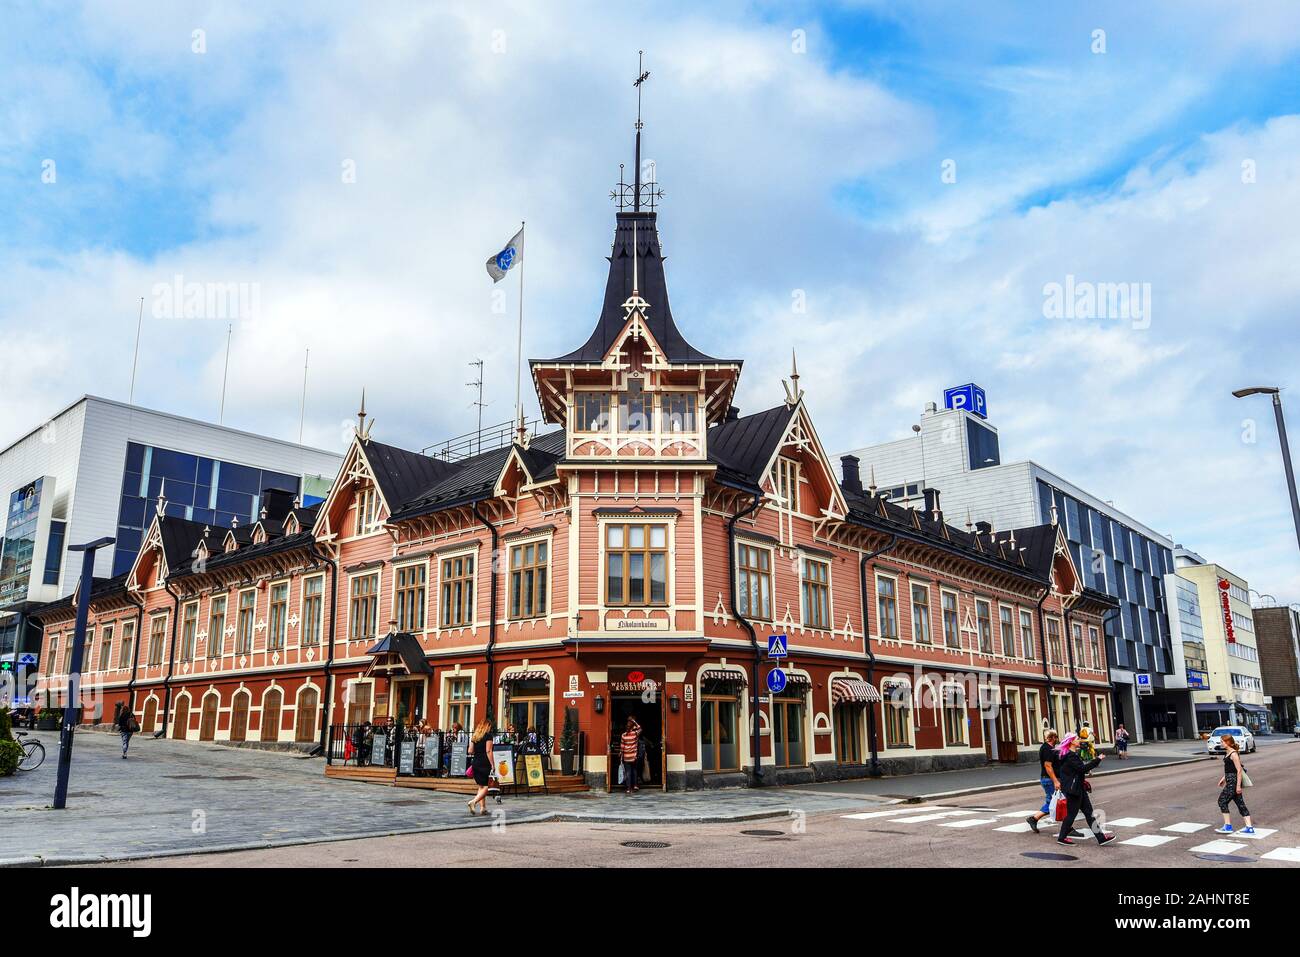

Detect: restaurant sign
[1217,578,1236,644]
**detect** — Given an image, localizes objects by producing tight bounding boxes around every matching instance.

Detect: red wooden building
[31,166,1116,790]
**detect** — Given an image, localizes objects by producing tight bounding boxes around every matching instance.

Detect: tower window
[619,379,653,432]
[575,393,611,432]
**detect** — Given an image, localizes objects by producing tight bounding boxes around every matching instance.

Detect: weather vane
[611,51,665,211]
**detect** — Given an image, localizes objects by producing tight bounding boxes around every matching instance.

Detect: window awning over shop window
[783,673,812,690]
[832,678,881,704]
[701,668,747,686]
[499,669,549,686]
[363,632,432,675]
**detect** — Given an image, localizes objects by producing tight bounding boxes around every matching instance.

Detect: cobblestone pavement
[0,730,885,865]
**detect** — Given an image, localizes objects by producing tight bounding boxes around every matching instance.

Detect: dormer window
[355,486,378,536]
[662,393,696,432]
[619,378,652,432]
[575,393,611,432]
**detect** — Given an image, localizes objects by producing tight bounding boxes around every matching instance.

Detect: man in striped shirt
[620,717,641,794]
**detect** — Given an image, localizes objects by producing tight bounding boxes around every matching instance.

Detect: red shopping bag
[1050,790,1068,822]
[344,739,355,761]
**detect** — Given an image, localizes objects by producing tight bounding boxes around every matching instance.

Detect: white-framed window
[301,575,324,646]
[734,541,771,620]
[147,614,168,666]
[97,623,115,672]
[180,601,199,661]
[446,675,474,729]
[207,595,227,658]
[941,684,967,745]
[882,680,913,748]
[395,562,428,631]
[236,589,256,654]
[661,392,696,432]
[349,572,379,640]
[354,485,379,536]
[1026,689,1042,743]
[911,584,931,644]
[1046,616,1064,664]
[118,621,135,669]
[1087,626,1101,669]
[439,551,476,628]
[1019,609,1035,661]
[941,590,960,648]
[775,457,800,513]
[508,540,549,620]
[47,635,59,675]
[268,581,289,650]
[574,392,611,432]
[1072,621,1086,669]
[619,377,653,432]
[800,557,831,630]
[80,627,94,674]
[876,574,898,640]
[998,605,1015,657]
[975,599,993,654]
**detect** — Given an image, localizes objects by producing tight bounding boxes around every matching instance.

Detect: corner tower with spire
[530,55,742,462]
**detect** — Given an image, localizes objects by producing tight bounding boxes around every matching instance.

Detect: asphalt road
[109,740,1300,868]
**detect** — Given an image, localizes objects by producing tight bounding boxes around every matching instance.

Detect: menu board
[398,739,416,775]
[450,737,468,777]
[371,733,387,766]
[492,745,516,785]
[421,732,442,770]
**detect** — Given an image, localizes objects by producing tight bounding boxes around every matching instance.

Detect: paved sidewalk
[0,730,886,866]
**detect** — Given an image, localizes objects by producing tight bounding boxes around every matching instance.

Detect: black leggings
[1058,791,1105,843]
[1218,774,1250,817]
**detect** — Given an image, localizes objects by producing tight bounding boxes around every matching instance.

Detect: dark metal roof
[28,574,130,618]
[705,404,797,489]
[361,438,460,510]
[365,631,432,674]
[535,211,739,366]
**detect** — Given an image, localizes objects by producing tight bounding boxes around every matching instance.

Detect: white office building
[0,396,342,668]
[842,384,1191,741]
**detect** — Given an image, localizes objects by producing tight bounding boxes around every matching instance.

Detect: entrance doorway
[394,679,424,726]
[607,668,665,790]
[171,695,190,740]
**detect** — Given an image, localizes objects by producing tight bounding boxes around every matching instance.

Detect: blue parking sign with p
[943,383,987,419]
[767,634,788,659]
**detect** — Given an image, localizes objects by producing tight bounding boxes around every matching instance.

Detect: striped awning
[499,669,549,686]
[783,673,812,689]
[832,678,881,704]
[701,669,747,686]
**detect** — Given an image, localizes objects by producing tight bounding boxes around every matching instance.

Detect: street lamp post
[1233,387,1300,555]
[52,536,115,811]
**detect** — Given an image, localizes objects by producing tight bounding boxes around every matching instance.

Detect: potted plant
[559,706,578,775]
[36,707,63,731]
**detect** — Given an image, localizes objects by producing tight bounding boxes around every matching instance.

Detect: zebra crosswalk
[838,804,1299,863]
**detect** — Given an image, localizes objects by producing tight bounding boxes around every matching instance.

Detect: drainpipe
[726,490,765,785]
[1063,601,1082,730]
[124,588,146,713]
[1035,584,1055,732]
[472,501,499,722]
[158,579,183,738]
[858,534,898,778]
[310,543,338,755]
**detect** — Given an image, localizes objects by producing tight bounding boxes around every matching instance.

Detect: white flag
[485,227,524,283]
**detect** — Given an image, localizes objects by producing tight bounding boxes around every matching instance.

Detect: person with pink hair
[1054,732,1117,847]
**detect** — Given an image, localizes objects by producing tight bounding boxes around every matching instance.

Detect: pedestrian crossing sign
[767,634,788,659]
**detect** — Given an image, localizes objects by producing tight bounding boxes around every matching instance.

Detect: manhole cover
[740,829,784,837]
[1194,853,1253,864]
[620,840,670,849]
[384,799,425,806]
[217,775,256,781]
[1022,851,1077,862]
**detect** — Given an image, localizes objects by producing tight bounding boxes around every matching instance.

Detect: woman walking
[1055,732,1118,847]
[466,719,494,816]
[116,705,138,759]
[1114,723,1129,759]
[1214,734,1256,835]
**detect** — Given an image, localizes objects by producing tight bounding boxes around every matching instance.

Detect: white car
[1206,726,1255,754]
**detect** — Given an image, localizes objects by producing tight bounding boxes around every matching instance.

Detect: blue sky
[4,0,1300,601]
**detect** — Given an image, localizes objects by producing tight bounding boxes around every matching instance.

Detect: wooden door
[171,695,190,740]
[141,697,158,734]
[260,689,283,742]
[295,687,319,743]
[230,693,250,742]
[200,695,218,741]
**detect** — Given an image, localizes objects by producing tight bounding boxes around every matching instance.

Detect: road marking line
[1236,828,1277,840]
[1261,847,1300,862]
[841,809,924,820]
[995,822,1036,833]
[1161,822,1210,833]
[1189,839,1247,854]
[995,811,1039,818]
[1106,817,1153,827]
[937,817,999,828]
[893,810,979,823]
[1119,834,1178,848]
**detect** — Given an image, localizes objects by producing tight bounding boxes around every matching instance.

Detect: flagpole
[515,220,525,432]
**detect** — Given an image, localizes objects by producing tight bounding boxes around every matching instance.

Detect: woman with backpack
[117,705,139,758]
[1214,733,1256,835]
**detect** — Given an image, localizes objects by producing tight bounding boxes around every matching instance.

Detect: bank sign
[943,383,987,419]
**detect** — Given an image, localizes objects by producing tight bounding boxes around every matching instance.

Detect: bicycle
[14,731,46,771]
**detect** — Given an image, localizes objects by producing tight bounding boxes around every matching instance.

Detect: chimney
[922,487,941,521]
[261,487,297,523]
[975,520,993,536]
[726,405,741,422]
[840,455,863,494]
